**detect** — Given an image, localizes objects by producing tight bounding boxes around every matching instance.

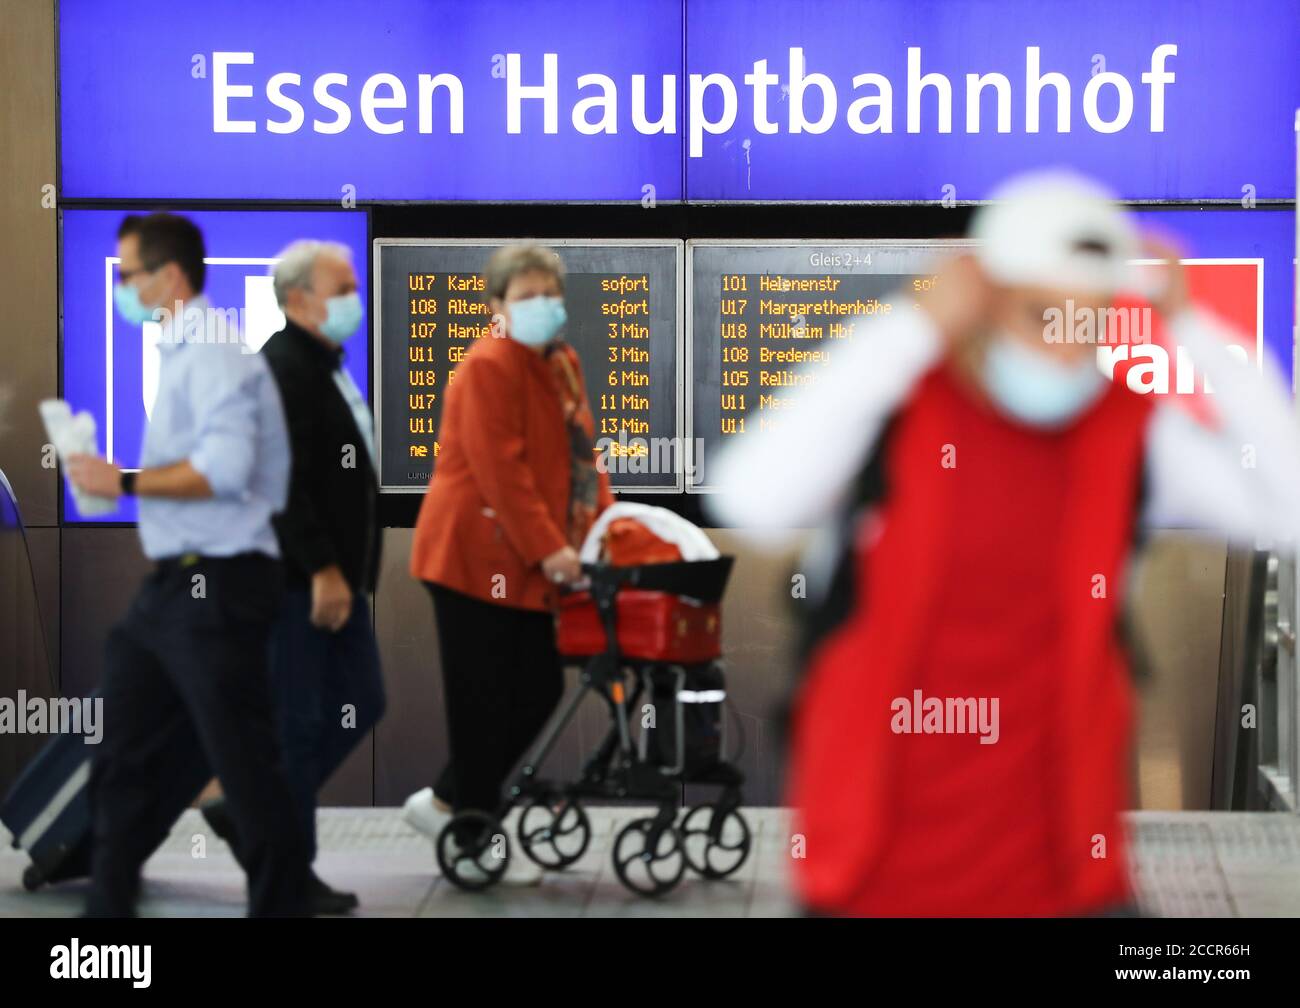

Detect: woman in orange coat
[402,243,612,884]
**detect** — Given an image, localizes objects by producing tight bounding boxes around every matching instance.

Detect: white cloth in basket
[579,502,720,564]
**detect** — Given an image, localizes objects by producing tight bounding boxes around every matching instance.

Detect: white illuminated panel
[104,257,280,460]
[142,321,161,420]
[242,273,285,354]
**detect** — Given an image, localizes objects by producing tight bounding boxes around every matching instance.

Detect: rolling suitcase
[2,691,215,891]
[0,711,95,891]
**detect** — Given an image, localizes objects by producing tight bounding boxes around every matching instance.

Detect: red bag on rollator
[555,511,725,662]
[556,589,722,662]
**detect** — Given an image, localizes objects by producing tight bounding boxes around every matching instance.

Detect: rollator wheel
[679,804,751,879]
[612,816,686,896]
[436,811,509,892]
[517,797,592,870]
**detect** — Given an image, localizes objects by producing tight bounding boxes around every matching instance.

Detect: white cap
[970,170,1138,294]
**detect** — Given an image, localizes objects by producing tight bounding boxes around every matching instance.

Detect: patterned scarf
[545,342,601,549]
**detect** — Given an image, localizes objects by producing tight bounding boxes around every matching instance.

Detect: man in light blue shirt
[131,292,289,560]
[68,212,310,917]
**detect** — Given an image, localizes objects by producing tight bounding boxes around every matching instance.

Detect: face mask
[319,291,363,344]
[113,280,157,326]
[508,295,566,347]
[981,336,1105,428]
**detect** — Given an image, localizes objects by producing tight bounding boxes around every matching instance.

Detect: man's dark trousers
[268,588,385,861]
[87,553,311,917]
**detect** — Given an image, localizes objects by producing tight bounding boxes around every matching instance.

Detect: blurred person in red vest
[710,170,1300,916]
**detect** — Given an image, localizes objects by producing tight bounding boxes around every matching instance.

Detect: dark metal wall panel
[317,651,375,807]
[372,528,442,805]
[49,527,1234,812]
[0,519,56,793]
[0,0,58,527]
[24,526,60,683]
[317,736,374,808]
[59,527,150,699]
[1130,536,1229,809]
[701,530,800,805]
[0,1,60,789]
[44,527,1231,813]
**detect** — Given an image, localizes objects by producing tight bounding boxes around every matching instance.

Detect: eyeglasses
[117,263,159,285]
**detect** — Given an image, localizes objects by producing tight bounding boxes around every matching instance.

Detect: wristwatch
[119,470,137,496]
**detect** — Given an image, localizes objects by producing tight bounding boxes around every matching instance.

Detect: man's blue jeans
[268,588,386,861]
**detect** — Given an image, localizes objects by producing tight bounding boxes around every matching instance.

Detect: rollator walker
[435,557,751,896]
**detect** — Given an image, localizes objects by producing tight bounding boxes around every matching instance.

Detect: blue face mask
[981,336,1105,428]
[319,291,363,344]
[113,281,157,326]
[508,295,567,347]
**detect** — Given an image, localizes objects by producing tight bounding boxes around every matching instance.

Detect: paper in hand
[38,399,116,517]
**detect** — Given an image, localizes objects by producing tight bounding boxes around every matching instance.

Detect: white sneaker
[501,853,543,887]
[444,832,520,887]
[402,787,451,842]
[469,807,539,885]
[446,849,491,887]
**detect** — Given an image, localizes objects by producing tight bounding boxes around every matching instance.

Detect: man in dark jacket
[201,239,384,914]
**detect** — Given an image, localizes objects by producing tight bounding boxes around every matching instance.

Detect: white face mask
[508,295,567,347]
[981,335,1105,428]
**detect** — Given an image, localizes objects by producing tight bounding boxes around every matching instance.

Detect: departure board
[686,241,974,492]
[375,239,682,492]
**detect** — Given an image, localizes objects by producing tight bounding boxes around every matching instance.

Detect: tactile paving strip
[153,807,446,855]
[1129,813,1300,917]
[7,808,1300,917]
[1129,818,1235,917]
[1209,814,1300,865]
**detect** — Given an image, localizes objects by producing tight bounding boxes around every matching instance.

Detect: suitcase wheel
[21,863,46,892]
